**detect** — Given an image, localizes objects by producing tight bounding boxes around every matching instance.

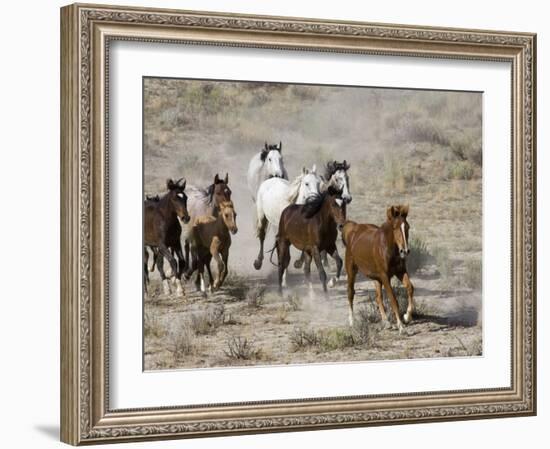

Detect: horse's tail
[341,220,355,248]
[267,239,278,267]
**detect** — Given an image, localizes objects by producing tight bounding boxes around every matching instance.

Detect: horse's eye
[305,183,309,187]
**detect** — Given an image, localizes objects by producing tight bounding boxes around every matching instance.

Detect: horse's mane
[300,186,340,218]
[300,192,326,218]
[186,185,211,207]
[286,173,304,204]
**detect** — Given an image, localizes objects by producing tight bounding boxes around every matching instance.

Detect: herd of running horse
[144,142,415,332]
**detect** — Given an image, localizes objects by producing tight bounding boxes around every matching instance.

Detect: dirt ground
[143,78,483,371]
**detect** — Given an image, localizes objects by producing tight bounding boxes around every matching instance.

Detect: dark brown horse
[275,188,346,293]
[144,178,190,297]
[342,205,414,333]
[190,201,238,296]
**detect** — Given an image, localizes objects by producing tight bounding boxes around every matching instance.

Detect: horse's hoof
[253,259,262,270]
[403,312,413,324]
[397,322,405,335]
[293,260,303,269]
[327,277,336,288]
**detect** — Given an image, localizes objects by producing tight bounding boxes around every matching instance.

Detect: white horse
[247,142,288,202]
[253,166,322,276]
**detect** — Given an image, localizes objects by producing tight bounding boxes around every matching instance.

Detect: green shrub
[407,237,433,274]
[447,161,475,180]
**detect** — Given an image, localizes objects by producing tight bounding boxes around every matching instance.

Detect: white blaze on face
[176,192,185,198]
[335,198,343,207]
[400,222,408,253]
[266,150,284,178]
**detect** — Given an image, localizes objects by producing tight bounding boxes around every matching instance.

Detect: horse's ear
[387,206,396,222]
[311,164,317,174]
[400,204,409,218]
[224,173,229,184]
[279,141,282,152]
[166,179,175,190]
[180,180,186,190]
[265,142,268,150]
[302,166,308,175]
[214,173,220,183]
[343,160,350,170]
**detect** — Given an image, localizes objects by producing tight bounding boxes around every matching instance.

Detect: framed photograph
[60,3,537,445]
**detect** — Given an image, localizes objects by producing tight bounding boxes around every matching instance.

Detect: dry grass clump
[223,335,262,360]
[463,259,482,290]
[286,292,302,311]
[189,305,226,335]
[223,271,251,302]
[246,286,266,308]
[144,311,166,339]
[166,324,197,362]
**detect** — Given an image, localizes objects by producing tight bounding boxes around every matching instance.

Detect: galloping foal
[342,205,415,333]
[190,201,238,295]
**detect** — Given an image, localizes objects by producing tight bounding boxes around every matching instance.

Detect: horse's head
[327,186,347,229]
[260,141,285,179]
[166,178,190,223]
[208,173,232,206]
[325,160,352,204]
[386,205,410,259]
[219,200,238,235]
[298,165,322,203]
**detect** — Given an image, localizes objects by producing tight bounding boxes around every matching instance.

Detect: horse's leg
[253,207,268,270]
[173,241,186,297]
[218,248,229,288]
[277,239,290,294]
[149,247,158,272]
[327,246,343,288]
[374,280,389,323]
[210,237,225,290]
[312,247,328,293]
[184,239,190,272]
[205,259,214,293]
[197,256,207,298]
[321,250,329,268]
[381,276,404,333]
[345,253,358,326]
[398,271,415,324]
[294,251,306,269]
[155,248,171,296]
[303,251,313,290]
[143,247,149,296]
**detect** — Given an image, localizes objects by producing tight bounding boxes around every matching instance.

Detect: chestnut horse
[342,205,414,333]
[144,178,190,296]
[275,188,346,293]
[189,201,238,295]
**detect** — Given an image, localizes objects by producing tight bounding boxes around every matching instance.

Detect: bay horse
[342,205,414,333]
[275,187,346,293]
[144,178,190,297]
[295,160,352,278]
[253,166,322,272]
[190,201,238,295]
[182,173,232,272]
[247,142,288,203]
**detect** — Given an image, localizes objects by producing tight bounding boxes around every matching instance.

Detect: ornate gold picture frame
[60,3,536,445]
